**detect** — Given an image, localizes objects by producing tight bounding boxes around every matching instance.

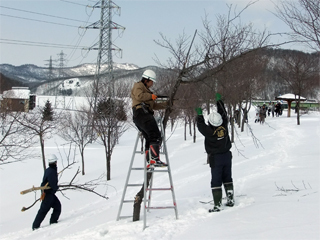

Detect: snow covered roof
[276,93,306,101]
[2,87,30,99]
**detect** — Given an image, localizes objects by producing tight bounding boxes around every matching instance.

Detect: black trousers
[32,193,61,229]
[132,108,162,149]
[210,151,233,188]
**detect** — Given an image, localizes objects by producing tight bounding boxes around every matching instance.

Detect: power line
[59,0,91,7]
[0,5,91,23]
[0,13,80,28]
[0,38,87,49]
[0,1,97,66]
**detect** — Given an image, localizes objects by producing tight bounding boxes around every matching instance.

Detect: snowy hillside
[0,62,139,84]
[0,108,319,240]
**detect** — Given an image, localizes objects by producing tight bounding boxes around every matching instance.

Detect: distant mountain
[0,62,140,84]
[1,49,318,99]
[0,62,165,96]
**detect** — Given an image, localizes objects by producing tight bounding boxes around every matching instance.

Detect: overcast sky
[0,0,303,68]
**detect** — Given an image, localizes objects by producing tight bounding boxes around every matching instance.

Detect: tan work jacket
[131,81,168,112]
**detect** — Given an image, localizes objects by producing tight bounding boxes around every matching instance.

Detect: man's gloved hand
[152,94,157,100]
[195,107,203,115]
[216,93,222,101]
[40,191,46,201]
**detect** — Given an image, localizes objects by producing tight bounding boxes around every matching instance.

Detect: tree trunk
[189,116,192,137]
[107,153,111,181]
[107,130,111,181]
[133,172,153,221]
[81,149,85,175]
[228,105,234,143]
[193,121,196,143]
[184,117,187,141]
[241,100,249,132]
[237,103,241,128]
[40,134,46,171]
[171,118,174,132]
[297,97,301,125]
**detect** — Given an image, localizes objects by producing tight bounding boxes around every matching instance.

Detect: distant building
[0,87,35,112]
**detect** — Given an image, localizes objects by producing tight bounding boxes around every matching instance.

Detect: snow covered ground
[0,108,319,240]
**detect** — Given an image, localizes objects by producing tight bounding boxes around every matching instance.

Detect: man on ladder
[131,69,168,168]
[131,69,170,222]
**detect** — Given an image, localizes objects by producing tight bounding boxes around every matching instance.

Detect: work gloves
[195,107,203,115]
[152,94,157,100]
[195,93,221,115]
[216,93,222,101]
[40,191,46,201]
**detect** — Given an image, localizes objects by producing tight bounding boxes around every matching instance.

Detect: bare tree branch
[274,0,320,51]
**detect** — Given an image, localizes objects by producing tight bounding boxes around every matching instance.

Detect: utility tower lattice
[85,0,125,98]
[57,50,67,79]
[44,56,54,93]
[44,56,54,81]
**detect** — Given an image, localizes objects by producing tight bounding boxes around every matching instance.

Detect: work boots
[209,188,222,212]
[224,182,235,207]
[148,144,167,167]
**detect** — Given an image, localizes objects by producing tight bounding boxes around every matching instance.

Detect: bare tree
[16,104,56,171]
[58,109,95,175]
[0,110,36,165]
[156,3,272,129]
[93,81,129,181]
[274,0,320,51]
[275,51,319,125]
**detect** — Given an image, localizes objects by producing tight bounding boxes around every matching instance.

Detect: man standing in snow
[259,104,267,124]
[32,154,61,230]
[196,93,234,212]
[131,69,168,167]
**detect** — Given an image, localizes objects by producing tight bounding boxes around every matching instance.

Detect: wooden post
[287,100,292,117]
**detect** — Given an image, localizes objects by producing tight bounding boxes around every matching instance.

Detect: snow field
[0,109,319,240]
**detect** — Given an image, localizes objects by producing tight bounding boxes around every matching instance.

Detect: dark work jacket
[41,164,59,194]
[197,100,232,155]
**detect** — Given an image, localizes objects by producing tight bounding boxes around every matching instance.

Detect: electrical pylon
[57,50,67,80]
[44,56,53,92]
[85,0,125,102]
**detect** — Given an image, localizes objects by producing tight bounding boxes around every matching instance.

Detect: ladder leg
[143,154,147,230]
[160,119,179,220]
[117,132,140,221]
[147,172,154,212]
[163,140,179,219]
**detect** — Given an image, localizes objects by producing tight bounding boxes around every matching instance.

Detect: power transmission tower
[57,50,67,80]
[44,56,54,80]
[55,50,67,108]
[85,0,125,103]
[44,56,54,93]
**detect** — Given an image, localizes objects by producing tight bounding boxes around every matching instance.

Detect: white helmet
[142,69,156,82]
[208,112,223,127]
[47,154,58,164]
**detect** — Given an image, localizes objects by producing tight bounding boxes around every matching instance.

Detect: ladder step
[146,206,176,209]
[131,167,144,170]
[123,200,135,203]
[127,184,143,187]
[148,169,169,173]
[123,199,150,203]
[146,187,172,191]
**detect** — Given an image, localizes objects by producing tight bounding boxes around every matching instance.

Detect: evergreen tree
[42,100,53,121]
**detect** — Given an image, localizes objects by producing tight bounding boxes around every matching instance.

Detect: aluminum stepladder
[116,116,178,230]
